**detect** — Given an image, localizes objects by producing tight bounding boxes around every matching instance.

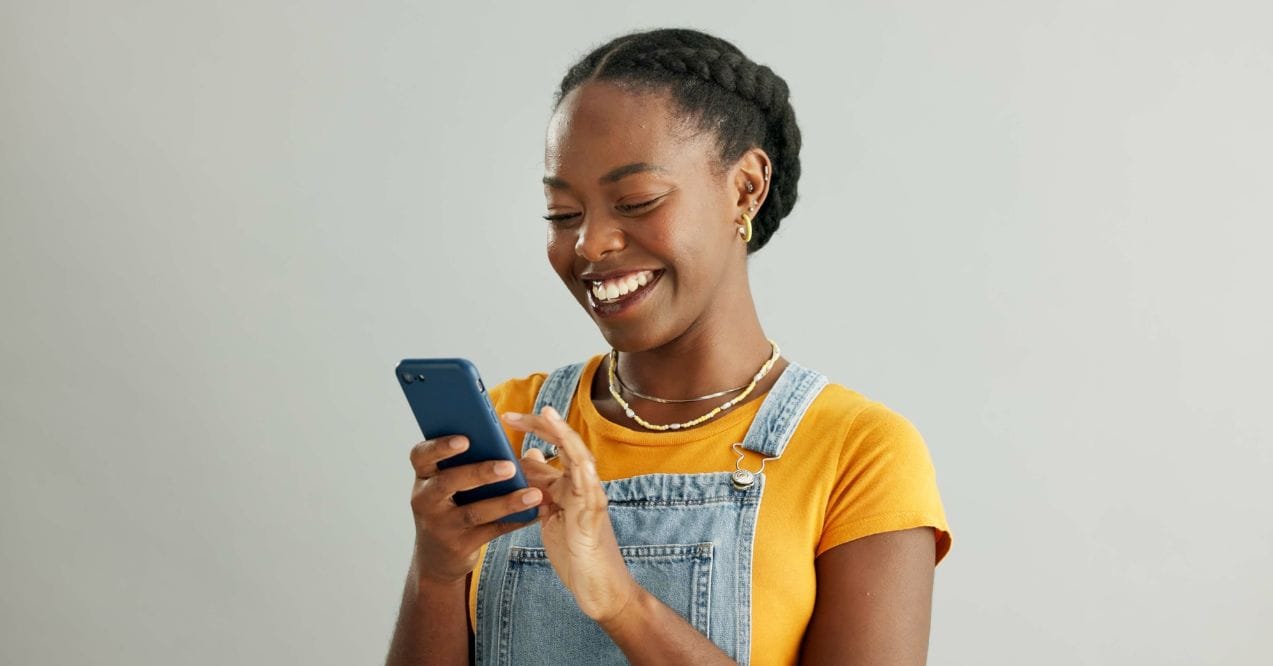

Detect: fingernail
[502,412,522,421]
[543,406,561,422]
[521,489,541,505]
[493,461,514,476]
[449,437,466,450]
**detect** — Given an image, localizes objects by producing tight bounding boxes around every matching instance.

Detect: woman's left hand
[501,406,637,624]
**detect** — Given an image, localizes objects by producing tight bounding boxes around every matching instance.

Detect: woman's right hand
[408,435,544,584]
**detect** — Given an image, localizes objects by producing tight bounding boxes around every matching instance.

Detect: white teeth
[589,270,656,303]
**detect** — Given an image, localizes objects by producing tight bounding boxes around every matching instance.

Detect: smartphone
[395,358,537,523]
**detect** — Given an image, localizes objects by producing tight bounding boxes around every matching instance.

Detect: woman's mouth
[584,269,664,318]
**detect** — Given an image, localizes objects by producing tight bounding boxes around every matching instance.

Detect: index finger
[500,408,595,472]
[539,406,595,469]
[519,451,563,490]
[408,435,469,478]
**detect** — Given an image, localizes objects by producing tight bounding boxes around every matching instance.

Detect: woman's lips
[584,269,664,318]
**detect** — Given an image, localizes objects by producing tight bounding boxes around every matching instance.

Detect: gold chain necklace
[607,339,781,432]
[614,366,748,403]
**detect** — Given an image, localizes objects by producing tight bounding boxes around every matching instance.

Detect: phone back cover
[395,358,536,522]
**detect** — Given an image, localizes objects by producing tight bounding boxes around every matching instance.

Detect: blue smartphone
[395,358,537,523]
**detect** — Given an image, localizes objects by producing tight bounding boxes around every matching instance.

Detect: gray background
[2,1,1270,664]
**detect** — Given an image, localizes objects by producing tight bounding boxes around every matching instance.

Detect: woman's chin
[591,318,674,355]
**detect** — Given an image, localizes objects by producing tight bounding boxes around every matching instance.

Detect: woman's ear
[733,147,771,214]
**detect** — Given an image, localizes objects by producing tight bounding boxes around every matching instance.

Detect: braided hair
[553,28,802,254]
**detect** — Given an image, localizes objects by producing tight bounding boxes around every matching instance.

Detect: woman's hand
[408,435,544,584]
[502,406,638,624]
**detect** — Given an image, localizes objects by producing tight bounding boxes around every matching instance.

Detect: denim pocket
[496,542,714,666]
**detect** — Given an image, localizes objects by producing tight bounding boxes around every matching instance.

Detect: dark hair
[553,28,802,253]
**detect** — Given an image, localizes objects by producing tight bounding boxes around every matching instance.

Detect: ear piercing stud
[746,167,771,194]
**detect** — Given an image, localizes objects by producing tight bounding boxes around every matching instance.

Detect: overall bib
[474,359,828,665]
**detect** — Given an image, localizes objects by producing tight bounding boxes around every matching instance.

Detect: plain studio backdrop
[2,1,1270,664]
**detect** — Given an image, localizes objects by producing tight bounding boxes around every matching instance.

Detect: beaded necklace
[606,339,781,431]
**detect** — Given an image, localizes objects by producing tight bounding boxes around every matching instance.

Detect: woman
[388,27,952,665]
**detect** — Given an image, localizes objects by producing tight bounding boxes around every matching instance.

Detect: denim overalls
[474,359,829,665]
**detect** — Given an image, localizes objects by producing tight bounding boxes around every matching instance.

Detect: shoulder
[487,370,549,414]
[486,354,601,414]
[798,380,923,450]
[800,379,931,460]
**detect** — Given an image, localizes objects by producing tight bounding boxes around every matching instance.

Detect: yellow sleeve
[487,371,548,455]
[816,401,952,565]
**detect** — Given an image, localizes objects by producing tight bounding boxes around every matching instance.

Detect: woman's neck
[611,297,775,402]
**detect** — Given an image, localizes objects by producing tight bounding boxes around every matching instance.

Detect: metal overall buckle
[731,442,782,490]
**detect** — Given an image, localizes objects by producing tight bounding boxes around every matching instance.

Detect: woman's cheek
[545,227,574,268]
[639,209,679,249]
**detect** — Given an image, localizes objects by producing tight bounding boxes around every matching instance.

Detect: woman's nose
[574,214,625,262]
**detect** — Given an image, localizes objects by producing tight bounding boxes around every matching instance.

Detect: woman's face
[543,81,749,352]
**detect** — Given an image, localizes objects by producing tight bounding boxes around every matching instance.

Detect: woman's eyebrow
[543,162,668,190]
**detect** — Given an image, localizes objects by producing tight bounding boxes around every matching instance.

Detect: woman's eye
[616,197,660,213]
[542,196,663,224]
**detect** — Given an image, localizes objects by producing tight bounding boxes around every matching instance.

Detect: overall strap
[520,361,586,458]
[738,360,829,459]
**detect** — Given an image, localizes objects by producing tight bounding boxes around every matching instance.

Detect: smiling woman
[387,27,952,666]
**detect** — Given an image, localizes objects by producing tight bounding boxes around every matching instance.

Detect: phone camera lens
[416,374,427,382]
[402,372,414,383]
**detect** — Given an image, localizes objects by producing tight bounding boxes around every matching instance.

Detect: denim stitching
[510,542,713,561]
[695,543,714,638]
[497,555,521,666]
[735,473,762,665]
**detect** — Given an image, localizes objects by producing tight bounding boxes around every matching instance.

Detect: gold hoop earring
[739,212,754,243]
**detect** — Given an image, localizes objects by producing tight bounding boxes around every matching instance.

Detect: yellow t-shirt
[468,354,952,664]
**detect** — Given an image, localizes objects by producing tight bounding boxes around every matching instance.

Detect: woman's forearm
[599,584,737,665]
[385,543,470,666]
